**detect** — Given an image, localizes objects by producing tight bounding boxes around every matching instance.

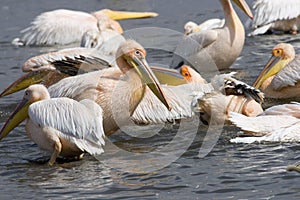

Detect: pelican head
[180,65,207,84]
[253,43,295,88]
[184,21,200,35]
[116,40,171,111]
[0,84,49,140]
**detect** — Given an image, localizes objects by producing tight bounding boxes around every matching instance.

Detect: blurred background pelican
[171,0,253,71]
[248,0,300,36]
[12,8,158,46]
[183,18,225,35]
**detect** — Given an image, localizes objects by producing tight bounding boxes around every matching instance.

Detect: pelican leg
[48,140,62,166]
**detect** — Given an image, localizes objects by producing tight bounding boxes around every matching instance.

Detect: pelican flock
[2,1,300,172]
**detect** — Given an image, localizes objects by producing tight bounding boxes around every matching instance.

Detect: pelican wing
[28,98,105,155]
[132,83,212,123]
[271,55,300,90]
[252,0,300,28]
[171,30,218,68]
[19,9,98,45]
[189,30,218,49]
[263,102,300,119]
[22,47,113,75]
[229,112,300,135]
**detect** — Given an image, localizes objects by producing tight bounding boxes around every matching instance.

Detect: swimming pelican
[0,84,105,165]
[46,40,173,135]
[181,66,264,124]
[248,0,300,36]
[229,102,300,143]
[171,0,253,70]
[253,43,300,99]
[184,19,225,35]
[12,9,158,46]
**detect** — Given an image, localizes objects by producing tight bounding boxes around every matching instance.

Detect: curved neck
[220,0,244,43]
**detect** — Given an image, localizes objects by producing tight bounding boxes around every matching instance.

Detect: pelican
[0,46,187,98]
[80,16,126,58]
[0,84,105,165]
[253,43,300,99]
[184,19,225,35]
[180,66,264,124]
[12,9,158,46]
[229,102,300,143]
[248,0,300,36]
[171,0,253,70]
[45,40,172,136]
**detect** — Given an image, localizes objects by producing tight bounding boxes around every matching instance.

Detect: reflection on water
[1,0,300,199]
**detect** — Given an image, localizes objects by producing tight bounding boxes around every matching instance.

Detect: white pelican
[0,46,187,98]
[180,66,264,124]
[12,9,158,46]
[80,16,126,58]
[46,39,173,136]
[229,102,300,143]
[248,0,300,36]
[171,0,253,70]
[0,84,105,165]
[253,43,300,99]
[184,19,225,35]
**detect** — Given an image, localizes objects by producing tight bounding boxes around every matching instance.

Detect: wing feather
[229,112,300,135]
[28,98,105,155]
[252,0,300,28]
[22,47,113,75]
[271,55,300,90]
[20,9,98,45]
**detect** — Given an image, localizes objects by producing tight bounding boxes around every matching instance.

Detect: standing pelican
[171,0,253,70]
[180,66,264,124]
[253,43,300,99]
[0,84,105,165]
[229,102,300,143]
[184,19,225,35]
[12,9,158,46]
[248,0,300,36]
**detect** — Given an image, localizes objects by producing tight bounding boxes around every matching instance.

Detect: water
[1,0,300,199]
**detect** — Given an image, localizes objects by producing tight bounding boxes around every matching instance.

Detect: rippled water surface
[1,0,300,199]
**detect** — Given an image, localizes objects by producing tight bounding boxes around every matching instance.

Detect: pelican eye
[273,49,283,57]
[134,50,143,59]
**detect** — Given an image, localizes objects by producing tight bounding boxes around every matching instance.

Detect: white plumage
[229,102,300,143]
[248,0,300,36]
[29,98,105,156]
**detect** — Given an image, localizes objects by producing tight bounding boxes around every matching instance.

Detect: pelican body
[181,66,264,125]
[12,9,158,46]
[248,0,300,36]
[230,102,300,143]
[0,85,105,165]
[253,43,300,99]
[184,19,225,35]
[172,0,253,71]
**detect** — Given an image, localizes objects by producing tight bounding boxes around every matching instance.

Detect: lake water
[1,0,300,199]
